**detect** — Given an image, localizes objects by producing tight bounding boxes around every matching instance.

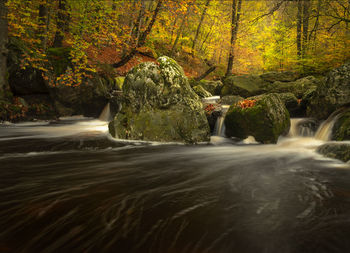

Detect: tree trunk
[199,19,215,53]
[195,66,216,81]
[296,0,302,60]
[169,16,178,44]
[112,0,163,68]
[53,0,68,47]
[39,2,49,51]
[191,0,211,55]
[309,0,321,50]
[302,0,310,58]
[0,0,9,99]
[133,0,146,47]
[170,3,191,56]
[225,0,242,77]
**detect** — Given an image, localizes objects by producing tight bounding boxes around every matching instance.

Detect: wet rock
[268,76,322,98]
[189,79,223,95]
[221,75,268,97]
[109,56,210,143]
[332,110,350,141]
[193,85,212,98]
[49,74,116,117]
[307,62,350,119]
[224,93,290,144]
[317,143,350,162]
[260,71,300,83]
[277,93,301,117]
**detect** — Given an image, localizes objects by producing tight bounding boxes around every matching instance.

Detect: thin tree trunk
[112,0,163,68]
[309,0,321,50]
[53,0,68,47]
[169,16,178,44]
[131,0,146,46]
[191,0,211,55]
[39,1,49,51]
[225,0,242,77]
[0,0,9,98]
[171,3,192,56]
[296,0,302,60]
[195,66,216,81]
[199,19,215,53]
[302,0,310,58]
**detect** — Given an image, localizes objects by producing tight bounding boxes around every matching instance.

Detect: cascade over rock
[307,62,350,119]
[224,93,290,144]
[109,56,210,143]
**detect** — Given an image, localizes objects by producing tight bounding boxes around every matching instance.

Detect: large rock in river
[109,56,210,143]
[317,143,350,163]
[224,93,290,144]
[307,62,350,119]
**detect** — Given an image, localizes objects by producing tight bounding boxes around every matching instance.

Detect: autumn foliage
[4,0,350,87]
[237,99,257,109]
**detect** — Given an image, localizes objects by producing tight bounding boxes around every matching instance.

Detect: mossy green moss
[224,93,290,144]
[332,111,350,141]
[47,47,71,76]
[193,85,212,98]
[317,143,350,162]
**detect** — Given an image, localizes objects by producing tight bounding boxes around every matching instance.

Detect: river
[0,117,350,253]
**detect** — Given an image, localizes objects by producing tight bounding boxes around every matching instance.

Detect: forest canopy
[4,0,350,86]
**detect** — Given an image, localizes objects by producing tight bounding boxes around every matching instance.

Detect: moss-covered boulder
[224,93,290,144]
[268,76,322,98]
[193,85,212,98]
[50,74,116,117]
[189,79,223,95]
[317,143,350,163]
[109,56,210,143]
[307,62,350,119]
[332,110,350,141]
[277,92,301,117]
[221,75,268,97]
[260,71,300,83]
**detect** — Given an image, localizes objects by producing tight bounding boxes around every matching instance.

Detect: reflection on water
[0,118,350,253]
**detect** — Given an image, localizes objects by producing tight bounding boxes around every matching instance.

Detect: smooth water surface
[1,118,350,253]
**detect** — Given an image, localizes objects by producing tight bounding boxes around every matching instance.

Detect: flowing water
[1,115,350,253]
[213,105,230,137]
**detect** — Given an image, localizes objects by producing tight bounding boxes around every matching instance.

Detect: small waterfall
[213,105,230,137]
[99,103,111,122]
[314,108,348,141]
[289,118,316,137]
